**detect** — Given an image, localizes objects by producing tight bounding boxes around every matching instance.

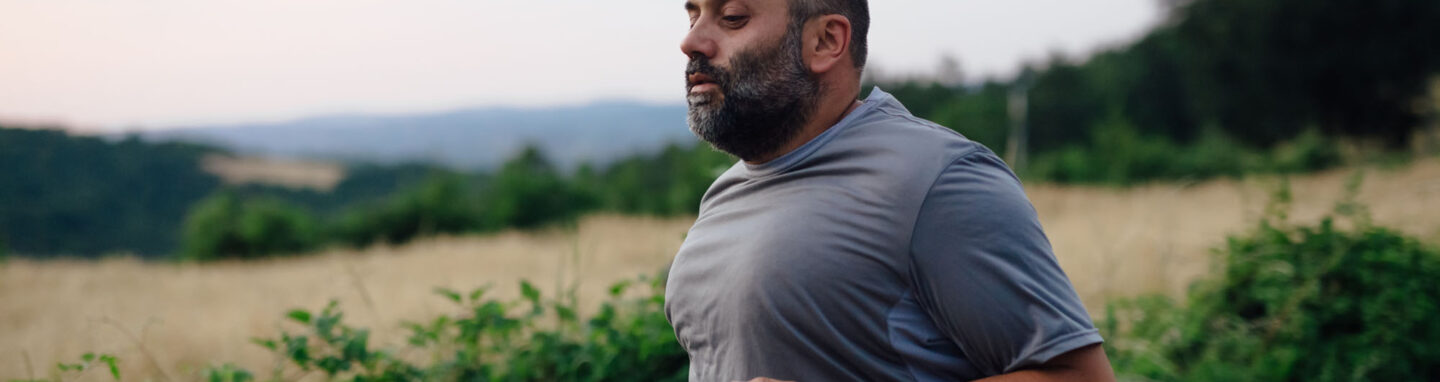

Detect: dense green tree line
[0,128,220,256]
[0,127,476,258]
[0,124,732,259]
[872,0,1439,183]
[1021,0,1440,150]
[181,143,734,260]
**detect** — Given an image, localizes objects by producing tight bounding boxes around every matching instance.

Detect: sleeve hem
[1002,329,1104,374]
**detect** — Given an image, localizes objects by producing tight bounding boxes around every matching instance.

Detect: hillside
[0,126,459,257]
[135,102,695,171]
[3,157,1437,380]
[0,128,221,256]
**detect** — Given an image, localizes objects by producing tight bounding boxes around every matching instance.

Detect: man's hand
[974,344,1115,382]
[731,345,1112,382]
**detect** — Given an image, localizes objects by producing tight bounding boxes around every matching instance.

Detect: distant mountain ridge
[133,102,698,170]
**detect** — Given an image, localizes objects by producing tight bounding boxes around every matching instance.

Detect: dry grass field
[201,155,346,192]
[3,157,1439,380]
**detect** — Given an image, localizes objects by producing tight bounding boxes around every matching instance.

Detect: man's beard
[685,25,821,162]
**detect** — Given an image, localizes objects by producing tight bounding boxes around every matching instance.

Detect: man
[664,0,1116,381]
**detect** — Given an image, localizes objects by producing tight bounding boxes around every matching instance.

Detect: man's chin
[687,91,723,108]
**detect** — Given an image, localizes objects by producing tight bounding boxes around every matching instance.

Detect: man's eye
[721,15,748,25]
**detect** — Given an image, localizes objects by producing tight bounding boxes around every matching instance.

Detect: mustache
[686,57,728,88]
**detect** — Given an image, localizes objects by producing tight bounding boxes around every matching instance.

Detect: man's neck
[744,88,863,165]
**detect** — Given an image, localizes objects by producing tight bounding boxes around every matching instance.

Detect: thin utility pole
[1005,84,1029,171]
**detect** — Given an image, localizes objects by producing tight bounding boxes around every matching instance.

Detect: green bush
[179,192,322,261]
[583,143,733,216]
[1025,117,1341,185]
[201,363,254,382]
[332,147,601,248]
[1102,179,1440,381]
[1267,128,1343,174]
[927,83,1012,153]
[481,146,598,229]
[242,273,687,381]
[236,143,726,253]
[7,352,123,382]
[1169,127,1265,179]
[334,173,487,247]
[1025,115,1193,184]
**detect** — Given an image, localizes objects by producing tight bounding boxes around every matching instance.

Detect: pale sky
[0,0,1162,131]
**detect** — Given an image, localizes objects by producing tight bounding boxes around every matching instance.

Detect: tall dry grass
[1,216,692,380]
[3,158,1439,380]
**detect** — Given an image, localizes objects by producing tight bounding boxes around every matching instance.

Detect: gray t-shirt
[664,87,1102,381]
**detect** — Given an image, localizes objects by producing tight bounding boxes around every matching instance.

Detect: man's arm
[975,344,1115,382]
[910,149,1111,378]
[739,345,1113,382]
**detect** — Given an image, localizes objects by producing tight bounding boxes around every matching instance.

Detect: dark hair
[789,0,869,72]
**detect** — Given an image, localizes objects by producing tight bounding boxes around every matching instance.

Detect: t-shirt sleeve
[908,149,1102,376]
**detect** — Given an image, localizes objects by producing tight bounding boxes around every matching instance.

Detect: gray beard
[685,25,820,162]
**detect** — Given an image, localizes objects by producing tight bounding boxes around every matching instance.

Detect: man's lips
[688,73,718,94]
[690,83,719,94]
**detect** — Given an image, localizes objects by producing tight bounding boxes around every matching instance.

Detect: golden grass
[0,215,693,380]
[1036,158,1440,306]
[4,158,1439,380]
[201,155,346,192]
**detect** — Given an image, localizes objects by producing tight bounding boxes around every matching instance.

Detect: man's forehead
[689,0,768,11]
[686,0,724,11]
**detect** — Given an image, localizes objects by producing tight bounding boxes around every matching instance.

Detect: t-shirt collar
[741,86,892,177]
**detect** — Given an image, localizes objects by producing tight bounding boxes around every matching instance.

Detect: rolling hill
[134,102,697,170]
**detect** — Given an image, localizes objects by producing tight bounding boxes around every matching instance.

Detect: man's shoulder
[838,89,984,156]
[848,104,1027,201]
[839,98,992,171]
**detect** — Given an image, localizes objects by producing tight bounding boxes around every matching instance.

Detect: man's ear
[803,14,852,75]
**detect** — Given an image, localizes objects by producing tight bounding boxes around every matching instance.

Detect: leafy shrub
[1026,115,1197,184]
[1267,128,1343,174]
[7,352,122,382]
[189,143,727,257]
[334,173,487,247]
[200,363,254,382]
[925,83,1013,153]
[180,192,322,261]
[1169,127,1265,179]
[242,273,686,381]
[481,146,598,229]
[333,147,603,248]
[1025,117,1341,185]
[1102,179,1440,381]
[582,143,733,216]
[56,353,120,381]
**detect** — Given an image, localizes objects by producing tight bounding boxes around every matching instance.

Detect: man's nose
[680,23,718,61]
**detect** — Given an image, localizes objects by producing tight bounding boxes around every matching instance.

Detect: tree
[180,192,321,261]
[483,145,597,229]
[1172,0,1440,147]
